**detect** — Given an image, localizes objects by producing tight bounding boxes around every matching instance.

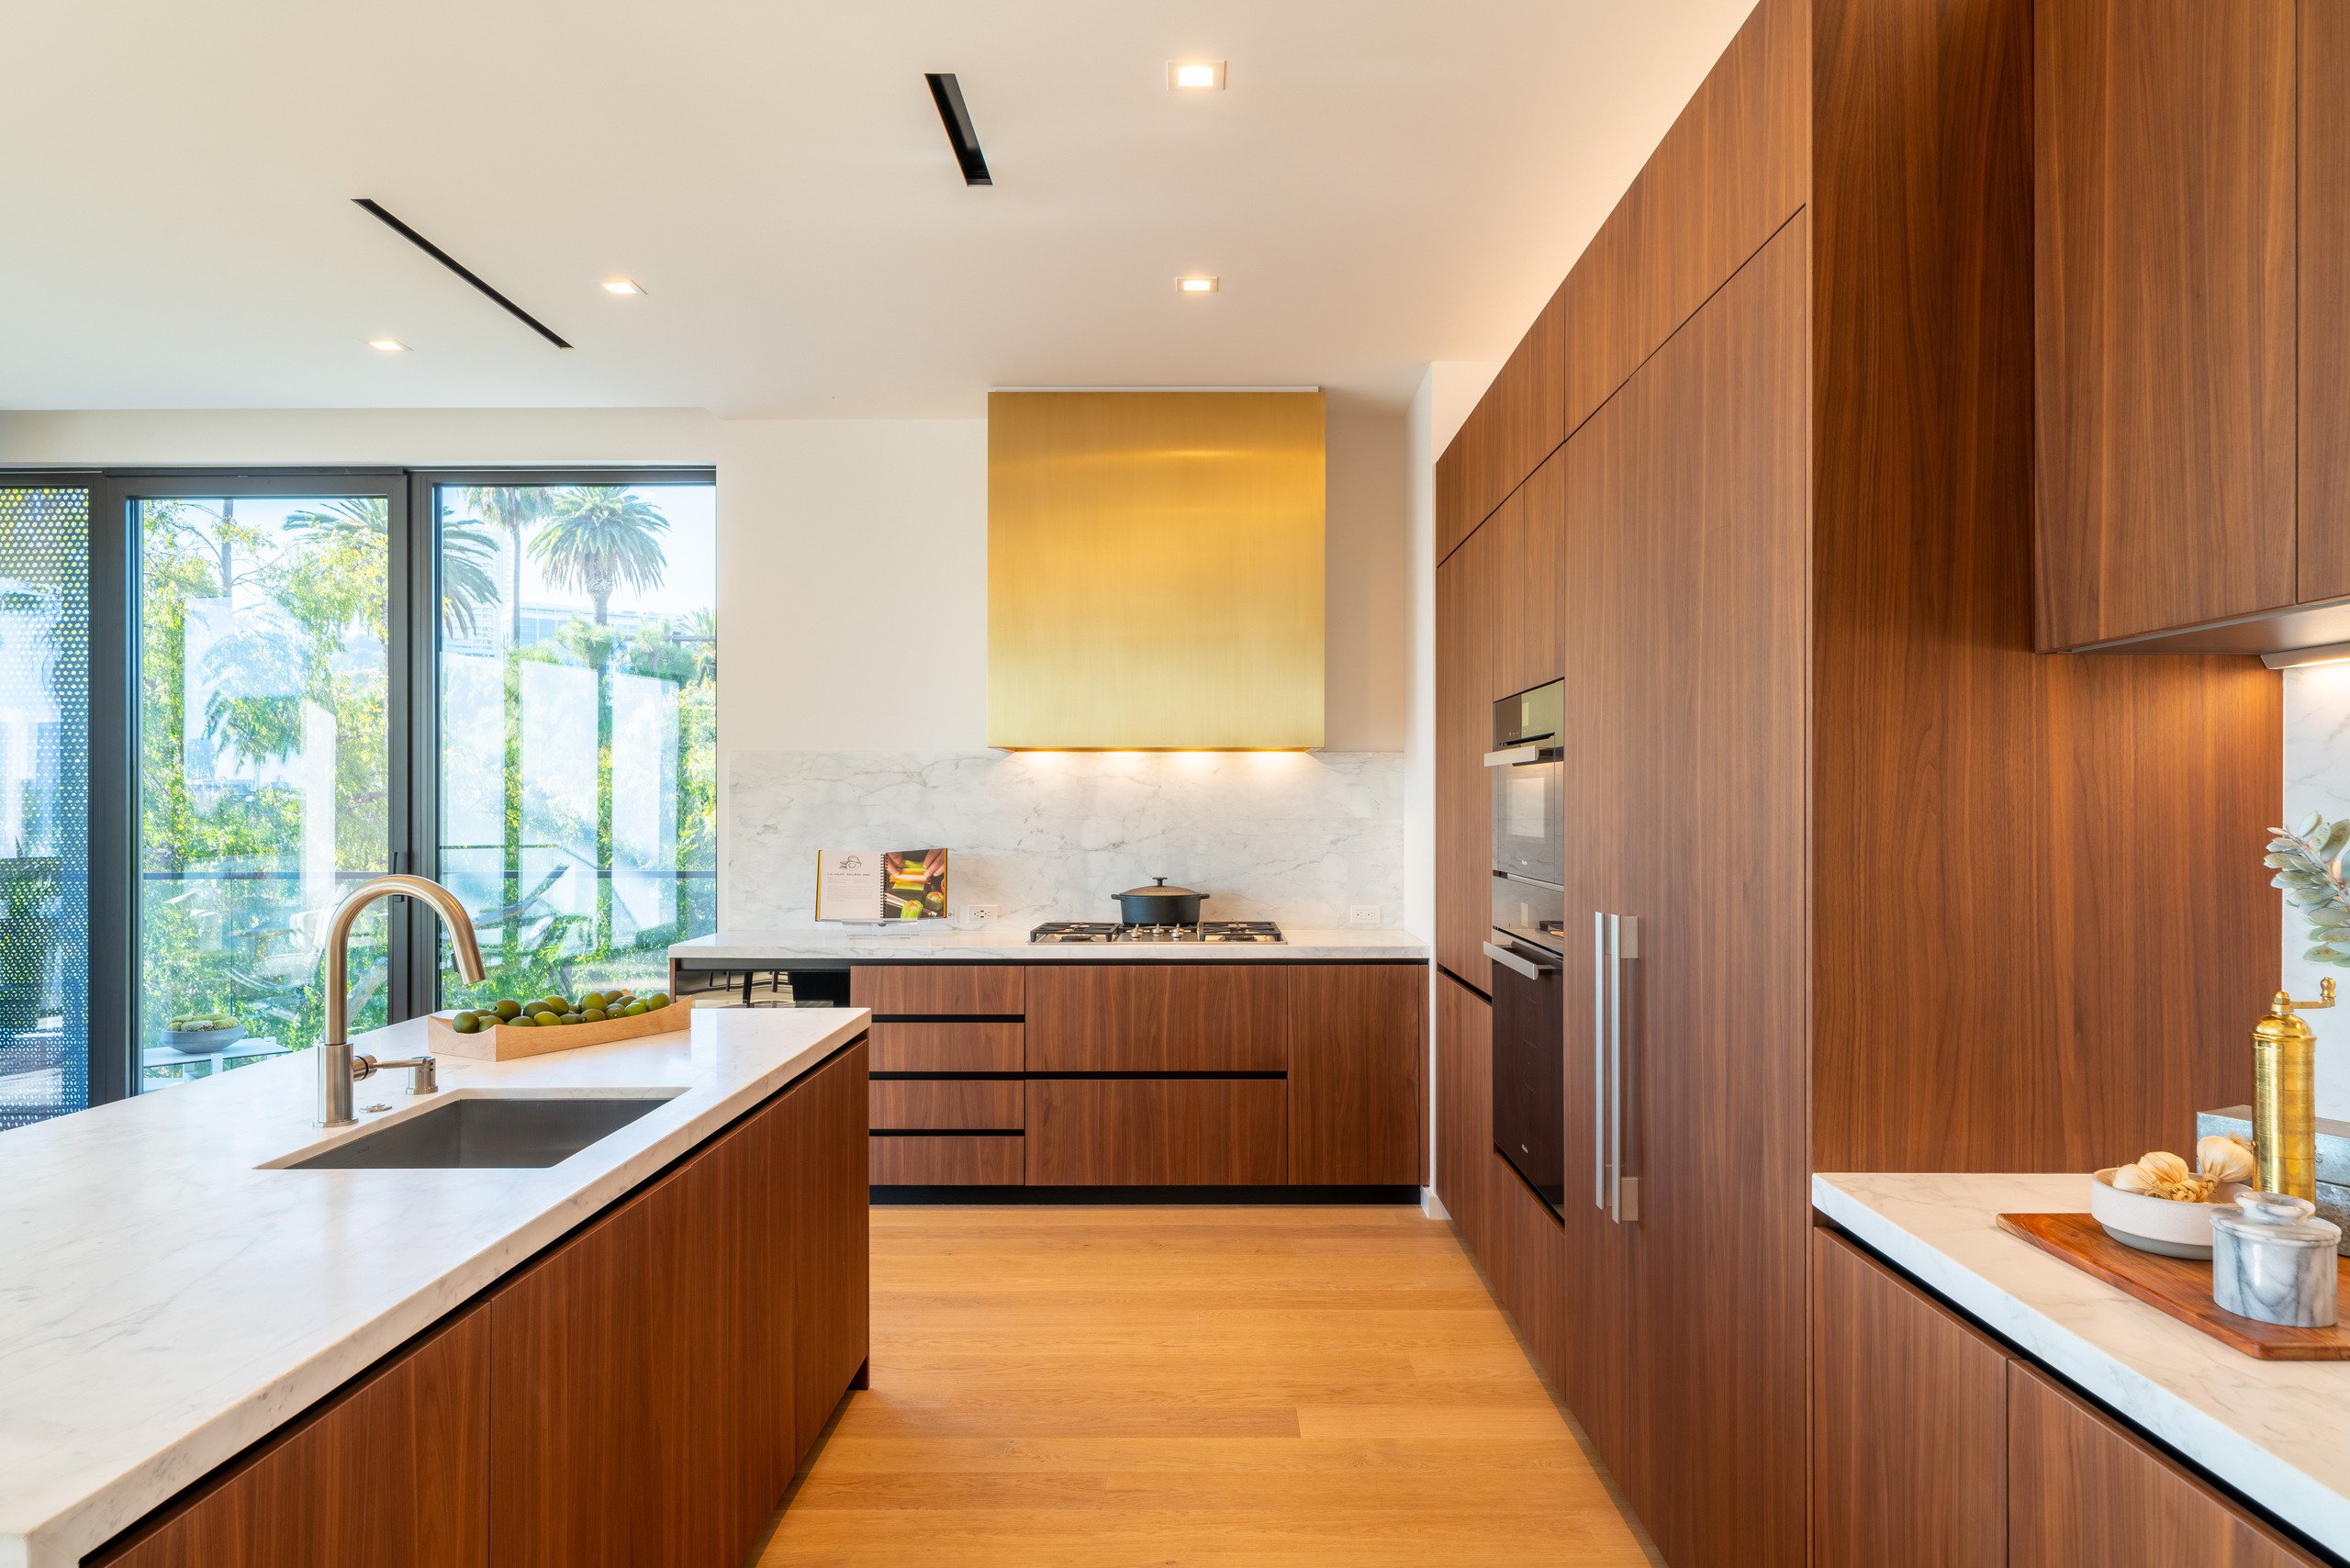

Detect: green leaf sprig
[2268,814,2350,965]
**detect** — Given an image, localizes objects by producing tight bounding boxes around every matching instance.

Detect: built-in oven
[1485,679,1568,1215]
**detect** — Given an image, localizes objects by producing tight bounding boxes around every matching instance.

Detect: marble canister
[2211,1192,2343,1328]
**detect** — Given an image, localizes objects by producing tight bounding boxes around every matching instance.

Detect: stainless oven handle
[1593,912,1608,1212]
[1610,914,1641,1224]
[1482,940,1557,980]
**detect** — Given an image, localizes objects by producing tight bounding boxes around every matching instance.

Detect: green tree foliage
[531,487,669,625]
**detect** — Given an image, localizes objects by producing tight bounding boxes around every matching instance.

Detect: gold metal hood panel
[988,390,1326,749]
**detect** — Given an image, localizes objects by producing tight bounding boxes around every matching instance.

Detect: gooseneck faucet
[316,875,487,1127]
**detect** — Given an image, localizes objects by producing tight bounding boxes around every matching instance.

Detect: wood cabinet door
[1024,964,1283,1070]
[850,965,1024,1016]
[1434,972,1495,1265]
[91,1308,489,1568]
[1435,523,1495,991]
[489,1078,803,1568]
[1610,216,1813,1568]
[1811,1232,2009,1568]
[1547,348,1635,1484]
[789,1040,872,1464]
[2009,1362,2322,1565]
[2033,0,2298,646]
[1489,449,1565,697]
[1027,1078,1288,1184]
[1282,963,1423,1185]
[2302,0,2350,602]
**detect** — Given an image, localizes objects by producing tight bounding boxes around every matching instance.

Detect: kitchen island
[1814,1172,2350,1563]
[0,1006,869,1568]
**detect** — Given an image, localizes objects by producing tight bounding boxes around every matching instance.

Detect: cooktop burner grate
[1030,920,1286,945]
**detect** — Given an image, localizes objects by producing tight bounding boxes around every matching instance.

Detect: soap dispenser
[2254,979,2334,1202]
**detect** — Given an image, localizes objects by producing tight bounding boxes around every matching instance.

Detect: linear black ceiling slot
[351,198,573,349]
[924,73,993,186]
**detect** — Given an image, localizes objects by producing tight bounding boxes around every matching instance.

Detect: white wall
[0,408,715,467]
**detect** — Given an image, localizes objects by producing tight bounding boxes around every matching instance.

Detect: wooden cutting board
[426,997,693,1062]
[1996,1211,2350,1361]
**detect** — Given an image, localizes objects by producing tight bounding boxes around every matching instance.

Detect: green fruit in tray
[507,1014,535,1027]
[493,999,521,1020]
[451,1012,481,1034]
[644,993,671,1010]
[581,1007,608,1024]
[622,1001,647,1017]
[559,1013,583,1025]
[532,1010,560,1026]
[580,991,610,1013]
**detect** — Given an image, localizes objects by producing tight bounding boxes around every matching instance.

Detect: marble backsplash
[724,750,1404,932]
[2283,665,2350,1119]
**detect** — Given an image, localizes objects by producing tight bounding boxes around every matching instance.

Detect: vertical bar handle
[1593,912,1608,1211]
[1611,915,1640,1224]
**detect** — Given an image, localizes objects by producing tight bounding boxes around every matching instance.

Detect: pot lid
[2212,1191,2344,1249]
[1117,876,1205,900]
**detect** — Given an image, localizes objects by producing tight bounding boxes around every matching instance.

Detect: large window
[431,482,717,1010]
[0,467,715,1128]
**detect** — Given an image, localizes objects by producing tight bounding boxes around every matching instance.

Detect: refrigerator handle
[1594,912,1609,1212]
[1611,914,1641,1224]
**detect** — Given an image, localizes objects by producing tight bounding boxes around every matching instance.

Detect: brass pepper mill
[2254,979,2335,1201]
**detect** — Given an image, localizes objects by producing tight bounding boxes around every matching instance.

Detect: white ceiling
[1,0,1758,418]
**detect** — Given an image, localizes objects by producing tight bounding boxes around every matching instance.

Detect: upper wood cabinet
[1811,1232,2009,1568]
[1489,449,1566,698]
[2033,0,2301,648]
[2301,2,2350,602]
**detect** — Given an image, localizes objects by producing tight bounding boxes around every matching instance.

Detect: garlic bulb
[2111,1149,2218,1203]
[2199,1133,2255,1186]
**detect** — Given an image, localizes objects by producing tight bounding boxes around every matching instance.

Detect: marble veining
[724,749,1404,931]
[0,1008,867,1568]
[670,926,1427,963]
[2280,665,2350,1120]
[2211,1193,2341,1328]
[1815,1172,2350,1553]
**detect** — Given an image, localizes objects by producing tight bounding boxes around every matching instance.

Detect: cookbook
[816,848,949,922]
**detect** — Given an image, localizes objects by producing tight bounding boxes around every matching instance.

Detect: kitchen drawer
[870,1133,1024,1185]
[869,1077,1024,1131]
[1024,964,1284,1070]
[1027,1078,1287,1184]
[870,1020,1024,1073]
[850,965,1024,1017]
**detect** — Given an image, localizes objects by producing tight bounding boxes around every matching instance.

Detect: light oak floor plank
[758,1205,1651,1566]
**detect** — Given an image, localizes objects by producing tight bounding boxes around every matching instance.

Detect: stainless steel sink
[275,1093,681,1170]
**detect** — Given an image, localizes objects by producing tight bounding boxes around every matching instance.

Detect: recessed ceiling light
[367,338,409,352]
[1169,61,1226,91]
[1176,276,1220,294]
[601,278,644,296]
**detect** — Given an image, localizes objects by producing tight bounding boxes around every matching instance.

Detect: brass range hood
[987,390,1326,750]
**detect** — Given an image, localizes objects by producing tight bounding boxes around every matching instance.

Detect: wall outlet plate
[965,904,1000,926]
[1348,904,1381,928]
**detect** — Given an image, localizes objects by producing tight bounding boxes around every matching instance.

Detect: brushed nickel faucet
[316,874,487,1127]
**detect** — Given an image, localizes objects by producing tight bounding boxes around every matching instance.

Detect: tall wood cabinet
[1431,0,2279,1562]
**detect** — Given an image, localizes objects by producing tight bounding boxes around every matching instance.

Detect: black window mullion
[392,474,439,1020]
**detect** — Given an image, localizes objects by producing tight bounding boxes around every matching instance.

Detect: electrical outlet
[966,903,1000,926]
[1348,904,1381,928]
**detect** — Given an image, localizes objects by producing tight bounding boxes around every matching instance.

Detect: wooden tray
[1996,1211,2350,1361]
[427,997,693,1062]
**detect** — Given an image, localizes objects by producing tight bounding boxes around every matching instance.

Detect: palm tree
[530,488,669,625]
[455,487,552,645]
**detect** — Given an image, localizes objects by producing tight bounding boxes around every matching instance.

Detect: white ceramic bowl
[2089,1169,2248,1259]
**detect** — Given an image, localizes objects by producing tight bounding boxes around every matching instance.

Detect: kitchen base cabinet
[1283,964,1424,1186]
[1810,1231,2008,1568]
[88,1307,490,1568]
[488,1046,870,1568]
[2009,1362,2323,1567]
[1027,1077,1287,1185]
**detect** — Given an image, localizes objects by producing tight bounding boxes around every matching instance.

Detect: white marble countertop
[1815,1172,2350,1555]
[669,926,1430,963]
[0,1007,867,1568]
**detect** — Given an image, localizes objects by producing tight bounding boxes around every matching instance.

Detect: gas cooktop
[1030,920,1286,945]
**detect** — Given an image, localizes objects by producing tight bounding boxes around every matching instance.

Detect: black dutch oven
[1114,877,1209,925]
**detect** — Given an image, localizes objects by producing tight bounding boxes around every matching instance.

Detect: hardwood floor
[758,1205,1653,1566]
